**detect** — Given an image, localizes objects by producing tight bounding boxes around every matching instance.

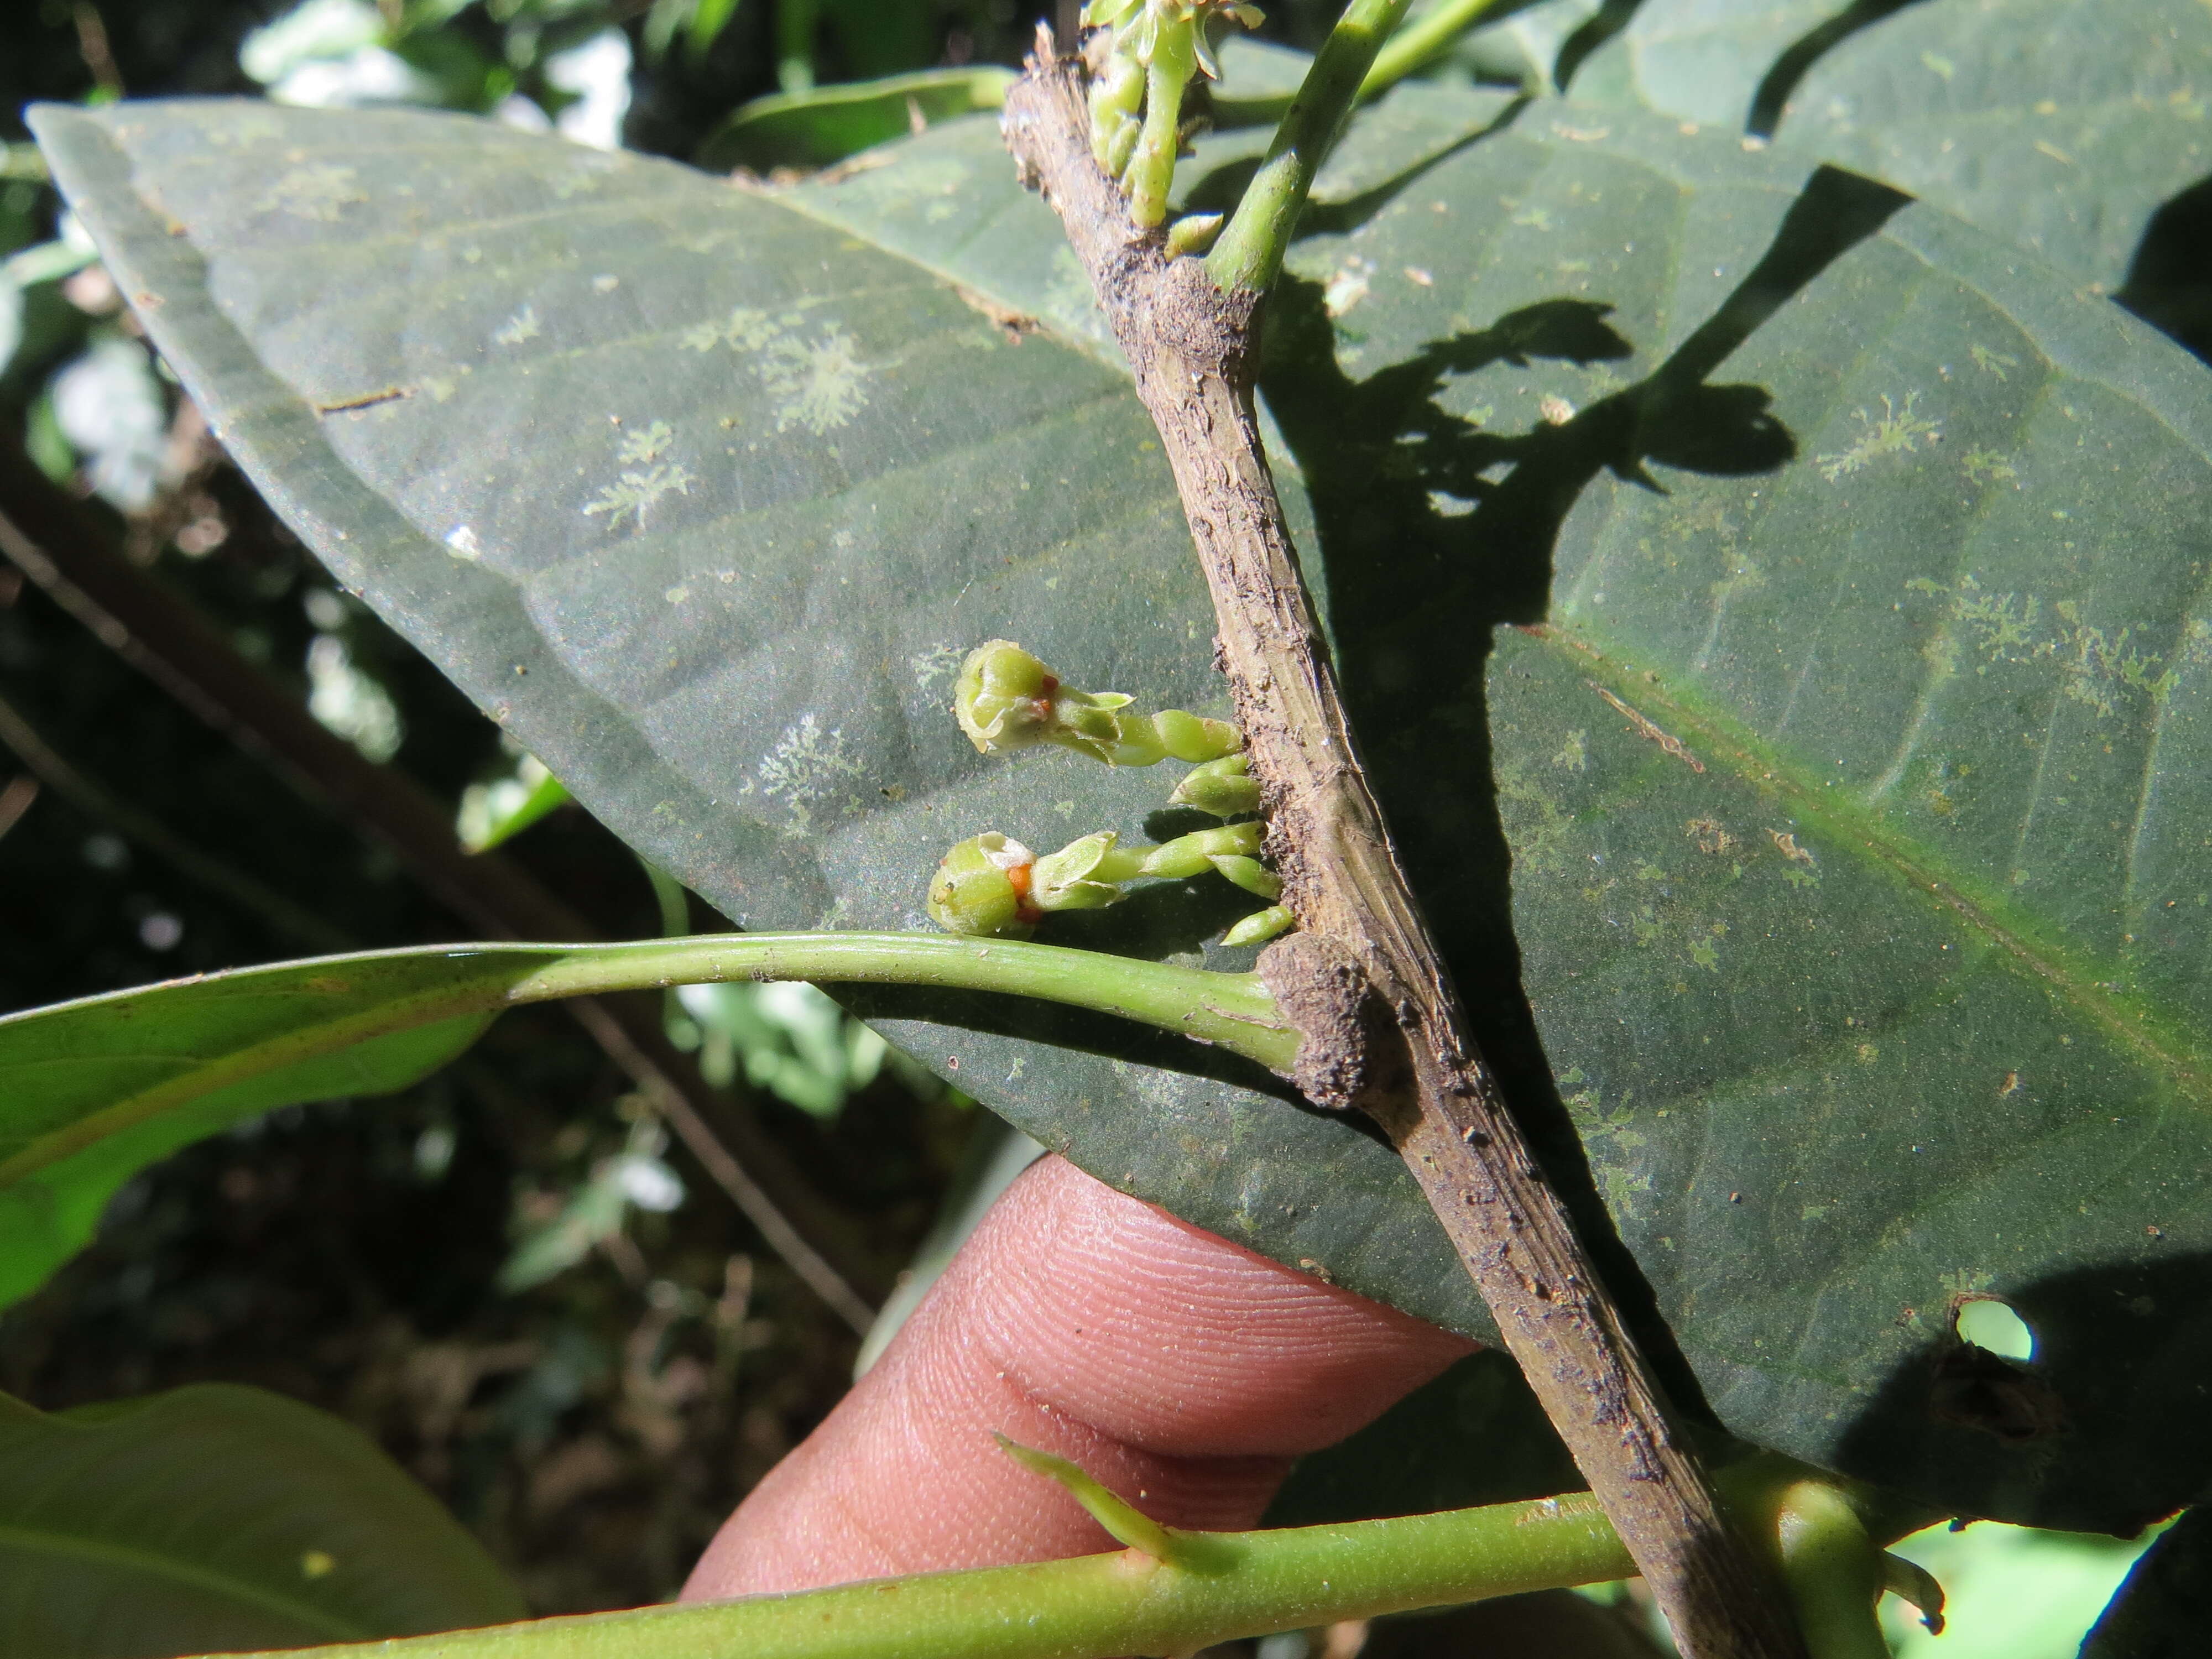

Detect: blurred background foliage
[0,0,2180,1647]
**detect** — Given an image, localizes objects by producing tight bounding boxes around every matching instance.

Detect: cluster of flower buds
[940,639,1293,947]
[1083,0,1263,229]
[928,823,1281,941]
[956,639,1242,769]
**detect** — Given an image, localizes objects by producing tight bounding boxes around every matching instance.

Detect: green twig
[1356,0,1510,101]
[0,441,883,1328]
[1775,1483,1892,1659]
[1205,0,1417,293]
[216,1485,1637,1659]
[205,1453,1917,1659]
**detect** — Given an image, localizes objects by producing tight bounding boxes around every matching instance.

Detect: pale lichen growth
[584,463,696,531]
[748,713,865,835]
[1908,575,2209,713]
[1963,447,2019,485]
[259,164,366,222]
[1969,345,2021,381]
[618,420,675,464]
[1562,1077,1655,1220]
[759,327,873,434]
[1816,392,1942,483]
[682,306,780,353]
[908,642,966,690]
[681,309,875,434]
[493,305,541,347]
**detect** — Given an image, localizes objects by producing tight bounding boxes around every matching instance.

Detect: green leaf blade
[33,91,2212,1532]
[0,1385,525,1656]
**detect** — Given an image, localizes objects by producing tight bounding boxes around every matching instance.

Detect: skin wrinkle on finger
[684,1156,1471,1601]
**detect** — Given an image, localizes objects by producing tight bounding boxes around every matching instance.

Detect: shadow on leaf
[2118,170,2212,367]
[1837,1246,2212,1531]
[1256,162,1910,1420]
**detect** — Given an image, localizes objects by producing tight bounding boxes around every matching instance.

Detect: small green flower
[953,640,1240,768]
[1030,830,1133,911]
[927,832,1041,939]
[929,822,1283,939]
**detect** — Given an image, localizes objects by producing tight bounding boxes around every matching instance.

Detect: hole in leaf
[1955,1297,2036,1363]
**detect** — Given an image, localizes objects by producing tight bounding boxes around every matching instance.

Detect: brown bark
[1001,34,1807,1659]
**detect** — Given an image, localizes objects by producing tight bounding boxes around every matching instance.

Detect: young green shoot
[211,1450,1934,1659]
[1082,0,1264,227]
[1205,0,1417,293]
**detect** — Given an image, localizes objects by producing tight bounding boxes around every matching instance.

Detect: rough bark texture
[1002,33,1808,1659]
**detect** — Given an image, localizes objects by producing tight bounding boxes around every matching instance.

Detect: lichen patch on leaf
[493,305,541,346]
[584,465,695,531]
[759,326,873,434]
[618,420,675,463]
[1816,392,1942,482]
[746,713,865,835]
[909,642,965,690]
[681,307,876,434]
[257,164,366,222]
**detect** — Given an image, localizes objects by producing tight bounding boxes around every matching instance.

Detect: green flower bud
[1151,707,1241,763]
[1165,212,1224,259]
[936,821,1277,935]
[1129,818,1264,879]
[1170,753,1262,818]
[1124,16,1198,228]
[952,639,1242,771]
[954,639,1055,753]
[927,832,1040,939]
[1088,47,1145,169]
[1207,853,1282,900]
[1221,904,1293,947]
[1031,831,1139,911]
[1084,0,1264,233]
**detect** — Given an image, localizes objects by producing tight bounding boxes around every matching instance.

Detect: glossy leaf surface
[0,1384,524,1656]
[1529,0,2212,301]
[30,85,2212,1531]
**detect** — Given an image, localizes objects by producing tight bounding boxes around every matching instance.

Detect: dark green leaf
[1265,1352,1580,1526]
[1552,0,2212,306]
[0,1384,525,1656]
[694,67,1016,174]
[31,92,2212,1532]
[2079,1509,2212,1659]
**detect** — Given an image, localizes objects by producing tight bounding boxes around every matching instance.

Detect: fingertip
[683,1154,1470,1600]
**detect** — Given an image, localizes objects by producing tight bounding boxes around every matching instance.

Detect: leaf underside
[30,17,2212,1532]
[0,1384,524,1656]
